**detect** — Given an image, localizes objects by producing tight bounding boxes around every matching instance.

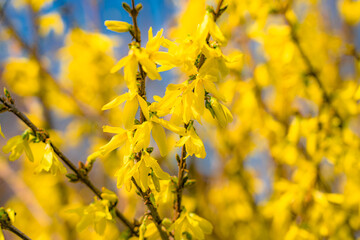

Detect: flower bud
[104,20,132,33]
[210,97,233,128]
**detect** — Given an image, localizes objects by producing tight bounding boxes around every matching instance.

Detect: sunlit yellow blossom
[201,43,243,79]
[151,77,224,125]
[35,143,67,175]
[176,126,206,158]
[156,37,200,74]
[132,116,185,156]
[110,27,167,90]
[68,197,114,235]
[170,209,213,240]
[3,135,33,162]
[197,9,226,44]
[102,90,149,129]
[115,152,170,191]
[209,97,233,128]
[151,180,176,204]
[98,126,132,156]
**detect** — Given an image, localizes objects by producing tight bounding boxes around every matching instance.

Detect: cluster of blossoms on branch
[0,0,237,239]
[2,0,360,239]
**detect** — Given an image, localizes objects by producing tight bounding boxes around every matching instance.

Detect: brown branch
[132,177,168,240]
[3,225,32,240]
[124,1,168,239]
[173,0,225,221]
[174,141,187,220]
[0,97,138,236]
[284,15,344,125]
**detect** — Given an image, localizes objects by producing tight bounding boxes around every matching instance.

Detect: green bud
[161,218,172,229]
[66,173,79,182]
[184,179,196,188]
[151,170,161,192]
[149,193,156,207]
[218,5,228,16]
[146,147,154,154]
[176,154,181,164]
[122,2,132,13]
[3,88,14,104]
[182,231,193,240]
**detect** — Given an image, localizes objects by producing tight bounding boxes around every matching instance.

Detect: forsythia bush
[1,0,360,239]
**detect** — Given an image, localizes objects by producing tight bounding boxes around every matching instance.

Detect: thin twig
[0,97,138,236]
[132,177,168,240]
[284,15,344,125]
[3,225,32,240]
[174,140,187,220]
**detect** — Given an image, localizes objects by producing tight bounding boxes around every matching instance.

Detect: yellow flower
[102,90,149,129]
[35,143,67,175]
[197,9,226,44]
[209,97,233,128]
[155,37,200,75]
[201,42,243,79]
[116,152,170,192]
[170,210,213,240]
[110,28,166,90]
[175,126,206,159]
[151,74,226,125]
[132,116,184,157]
[151,180,176,205]
[68,197,114,235]
[102,90,184,156]
[98,126,132,156]
[3,135,34,162]
[150,81,204,124]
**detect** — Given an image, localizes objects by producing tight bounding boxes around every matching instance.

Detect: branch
[123,1,169,239]
[173,0,225,220]
[173,125,188,220]
[284,15,344,125]
[132,178,168,240]
[3,225,32,240]
[0,96,138,236]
